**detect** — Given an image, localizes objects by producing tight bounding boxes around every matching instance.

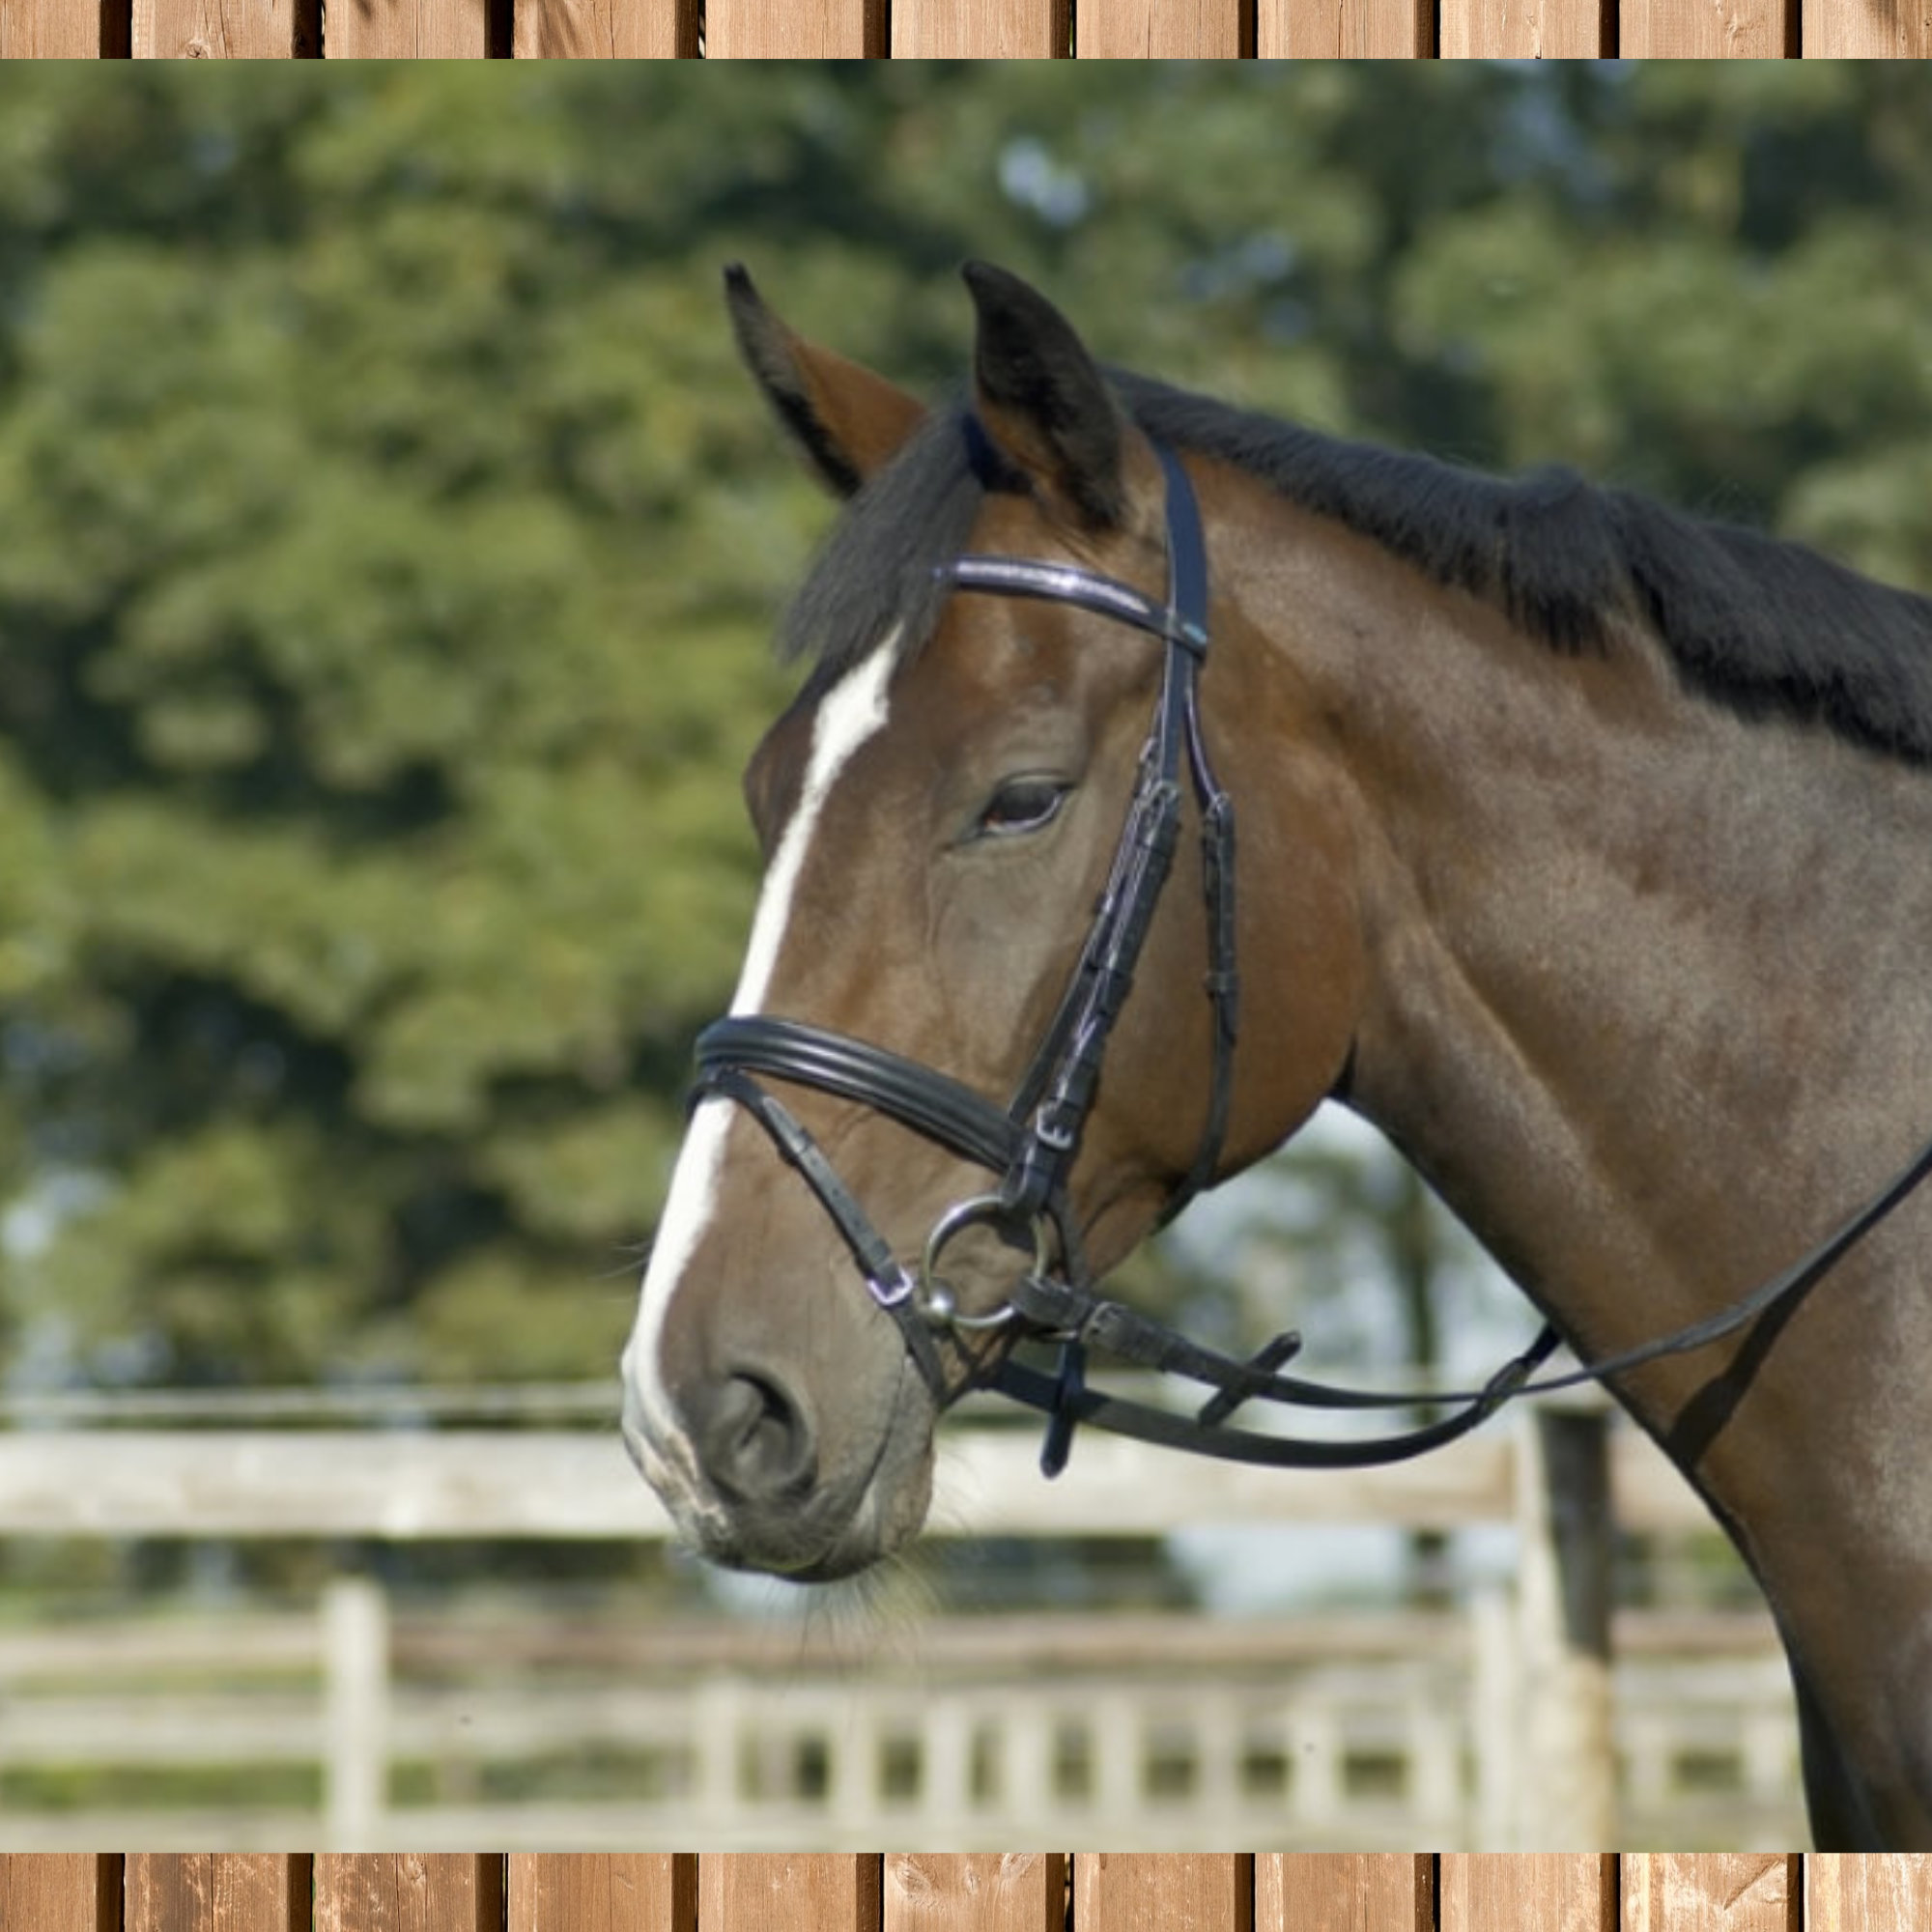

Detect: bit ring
[916,1193,1051,1331]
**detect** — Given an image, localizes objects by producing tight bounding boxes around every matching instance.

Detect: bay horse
[621,262,1932,1848]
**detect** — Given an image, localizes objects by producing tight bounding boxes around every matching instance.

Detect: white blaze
[623,639,897,1479]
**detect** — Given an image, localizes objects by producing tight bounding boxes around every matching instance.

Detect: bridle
[692,440,1932,1477]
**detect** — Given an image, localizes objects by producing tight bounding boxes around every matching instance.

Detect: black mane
[781,371,1932,765]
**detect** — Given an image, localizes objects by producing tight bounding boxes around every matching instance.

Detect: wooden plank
[1617,0,1788,52]
[0,1433,666,1538]
[0,1425,1547,1537]
[131,0,313,52]
[1257,1857,1427,1932]
[1623,1859,1799,1932]
[1443,1859,1613,1932]
[1076,1857,1252,1932]
[0,1418,1713,1539]
[884,1858,1063,1932]
[699,1859,881,1932]
[704,0,878,52]
[128,1860,311,1932]
[0,1859,120,1932]
[512,0,689,53]
[1255,0,1428,52]
[0,1607,1460,1681]
[1439,0,1602,51]
[0,0,122,53]
[0,1695,322,1765]
[321,0,484,54]
[1807,1860,1932,1932]
[1804,0,1929,47]
[317,1859,503,1932]
[1512,1409,1615,1848]
[891,0,1062,51]
[1075,0,1240,52]
[324,1579,388,1847]
[508,1858,696,1932]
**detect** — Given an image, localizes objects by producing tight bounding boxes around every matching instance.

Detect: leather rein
[693,440,1932,1478]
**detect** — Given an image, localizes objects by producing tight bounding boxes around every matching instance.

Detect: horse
[620,261,1932,1848]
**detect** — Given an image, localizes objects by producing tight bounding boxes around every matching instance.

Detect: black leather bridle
[692,439,1932,1477]
[695,441,1239,1454]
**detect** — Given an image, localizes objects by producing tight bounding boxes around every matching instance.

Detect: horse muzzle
[622,1337,939,1579]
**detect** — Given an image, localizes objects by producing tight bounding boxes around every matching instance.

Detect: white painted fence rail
[0,1406,1706,1537]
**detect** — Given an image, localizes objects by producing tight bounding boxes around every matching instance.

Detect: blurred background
[2,62,1929,1848]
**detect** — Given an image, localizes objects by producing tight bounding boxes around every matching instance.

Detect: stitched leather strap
[696,1017,1018,1178]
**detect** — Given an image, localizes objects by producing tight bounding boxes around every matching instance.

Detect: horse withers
[622,263,1932,1848]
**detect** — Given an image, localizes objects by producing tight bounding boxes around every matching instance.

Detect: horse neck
[1222,490,1932,1432]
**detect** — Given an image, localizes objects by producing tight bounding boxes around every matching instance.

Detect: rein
[692,440,1932,1478]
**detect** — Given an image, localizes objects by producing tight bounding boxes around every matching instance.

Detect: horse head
[621,264,1365,1577]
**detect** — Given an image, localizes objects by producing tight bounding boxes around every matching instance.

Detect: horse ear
[963,261,1126,529]
[724,264,926,498]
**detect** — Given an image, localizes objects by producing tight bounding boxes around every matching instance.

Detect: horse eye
[978,778,1068,838]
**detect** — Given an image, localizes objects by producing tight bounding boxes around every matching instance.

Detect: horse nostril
[696,1370,817,1504]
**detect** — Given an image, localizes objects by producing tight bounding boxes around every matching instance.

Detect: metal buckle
[867,1262,917,1312]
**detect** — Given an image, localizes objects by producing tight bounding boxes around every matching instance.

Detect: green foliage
[0,1762,322,1816]
[2,65,1928,1400]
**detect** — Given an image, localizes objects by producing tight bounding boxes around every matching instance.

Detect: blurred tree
[1,63,1928,1417]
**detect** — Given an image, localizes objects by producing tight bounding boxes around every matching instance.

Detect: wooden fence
[0,1586,1803,1849]
[0,1401,1806,1846]
[6,1856,1932,1931]
[0,0,1921,61]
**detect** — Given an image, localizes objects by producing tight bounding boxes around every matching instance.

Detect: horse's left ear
[963,261,1127,529]
[725,264,926,498]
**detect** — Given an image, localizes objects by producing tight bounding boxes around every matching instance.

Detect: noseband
[690,440,1932,1477]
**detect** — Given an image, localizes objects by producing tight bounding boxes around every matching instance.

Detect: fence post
[692,1676,745,1829]
[323,1575,389,1848]
[1469,1584,1520,1845]
[1512,1396,1617,1847]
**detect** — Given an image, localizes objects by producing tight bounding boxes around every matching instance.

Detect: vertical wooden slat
[698,1859,881,1932]
[891,0,1064,51]
[128,1860,310,1932]
[1808,1859,1932,1931]
[1803,0,1929,48]
[512,0,690,52]
[0,1858,121,1932]
[1443,1858,1614,1932]
[131,0,313,51]
[508,1859,696,1932]
[1513,1406,1617,1849]
[1257,1857,1429,1932]
[317,1858,503,1932]
[1438,0,1604,52]
[703,0,879,52]
[321,0,485,55]
[1617,0,1789,52]
[884,1858,1064,1932]
[1074,0,1241,53]
[1254,0,1429,54]
[323,1577,389,1851]
[1623,1858,1800,1932]
[0,0,123,53]
[1076,1857,1252,1932]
